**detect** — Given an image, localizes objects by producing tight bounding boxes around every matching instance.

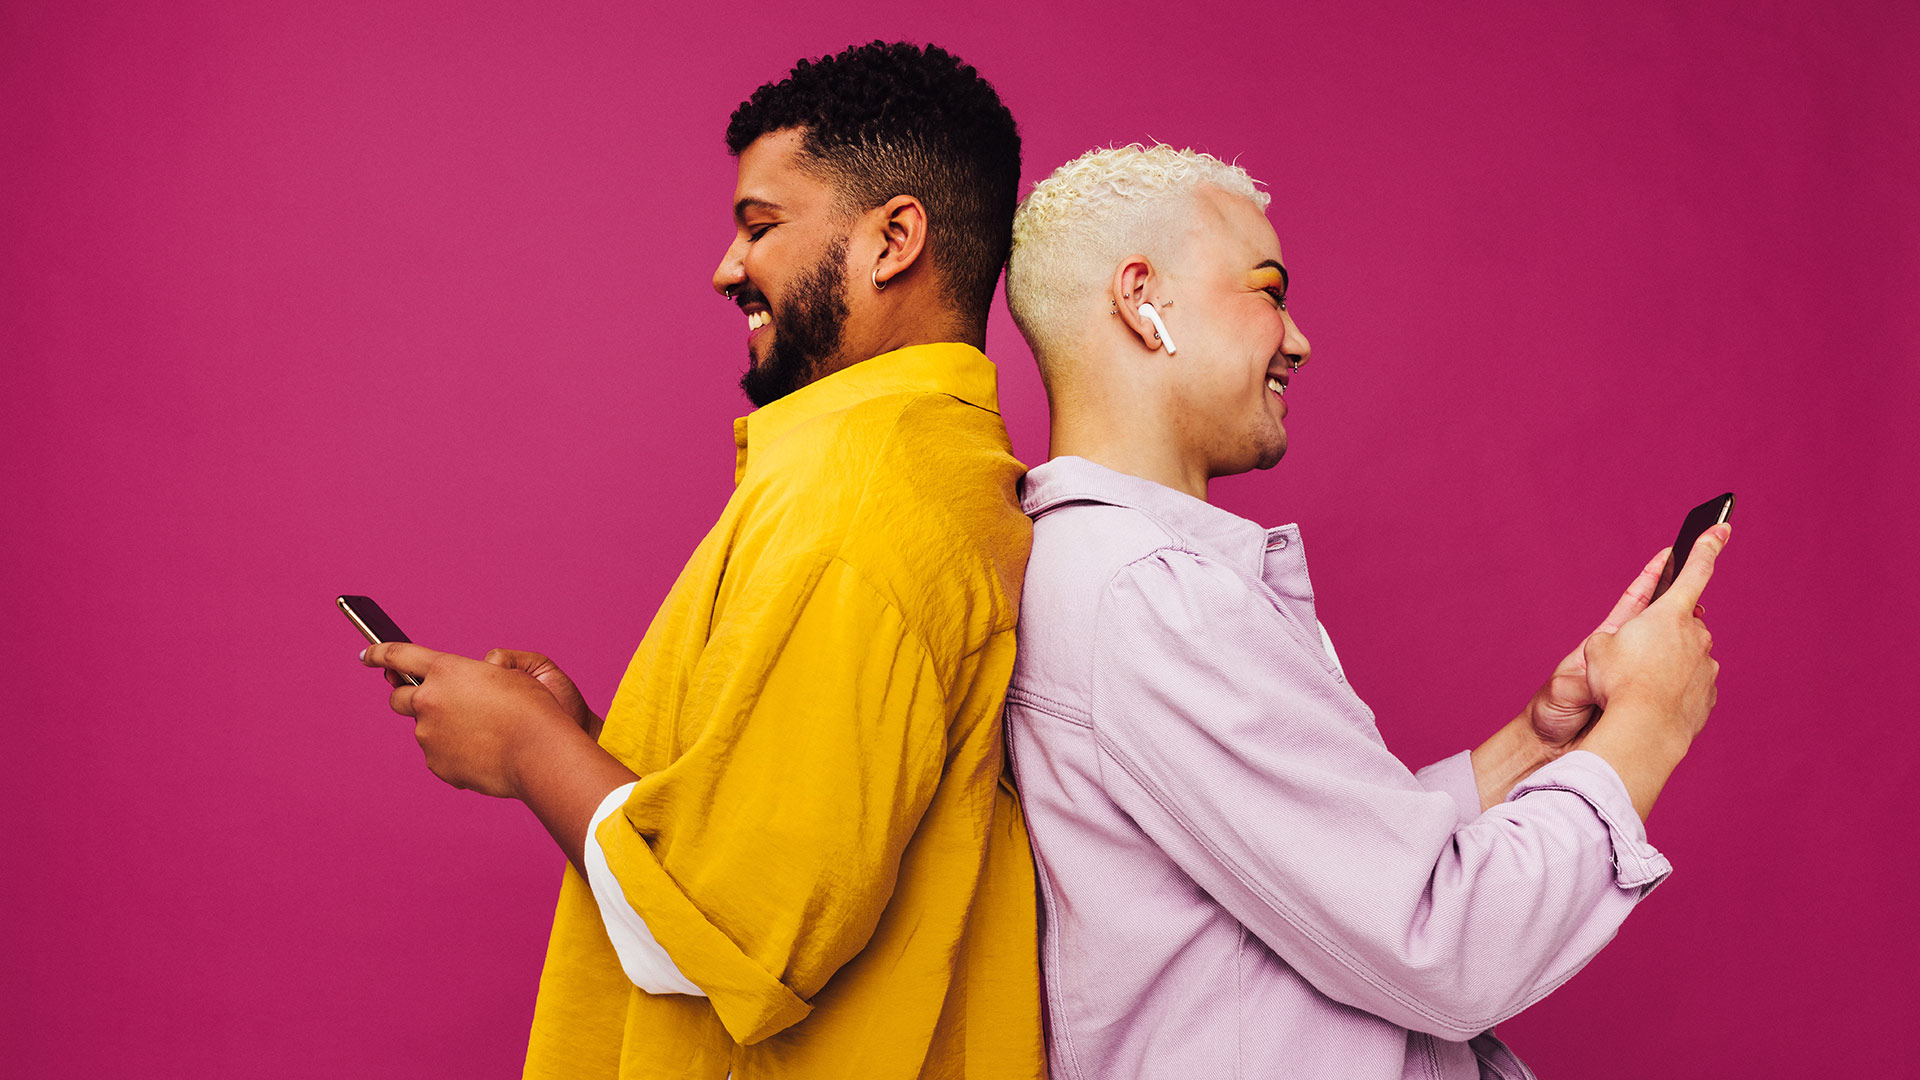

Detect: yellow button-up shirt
[524,344,1043,1079]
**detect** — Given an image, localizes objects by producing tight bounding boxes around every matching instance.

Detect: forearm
[1122,745,1664,1039]
[1469,714,1567,811]
[511,721,639,876]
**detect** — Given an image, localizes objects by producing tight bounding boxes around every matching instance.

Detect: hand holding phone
[1577,497,1732,820]
[337,595,423,685]
[1650,493,1736,604]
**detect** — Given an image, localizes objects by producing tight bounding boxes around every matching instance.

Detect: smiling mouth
[736,294,771,338]
[1266,374,1289,397]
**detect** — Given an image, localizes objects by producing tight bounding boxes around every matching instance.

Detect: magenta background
[4,1,1915,1075]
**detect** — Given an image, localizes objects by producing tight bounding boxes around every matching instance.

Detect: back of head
[727,42,1022,329]
[1008,144,1269,384]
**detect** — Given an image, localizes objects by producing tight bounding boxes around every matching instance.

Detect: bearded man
[361,43,1042,1079]
[1001,144,1728,1079]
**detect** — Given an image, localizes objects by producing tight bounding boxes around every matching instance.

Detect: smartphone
[337,594,422,685]
[1650,493,1736,602]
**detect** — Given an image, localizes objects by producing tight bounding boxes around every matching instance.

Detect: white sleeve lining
[583,781,706,996]
[1316,620,1346,678]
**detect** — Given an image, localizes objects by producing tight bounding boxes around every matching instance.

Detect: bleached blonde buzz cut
[1007,143,1270,378]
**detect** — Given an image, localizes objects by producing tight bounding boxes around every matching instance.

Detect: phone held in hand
[337,594,422,685]
[1651,493,1736,603]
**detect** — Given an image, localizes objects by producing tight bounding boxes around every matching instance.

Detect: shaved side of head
[1007,144,1270,392]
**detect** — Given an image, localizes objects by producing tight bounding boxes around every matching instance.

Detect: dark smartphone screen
[337,595,421,685]
[1651,493,1736,602]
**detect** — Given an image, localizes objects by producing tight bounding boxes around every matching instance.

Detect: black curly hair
[727,41,1021,327]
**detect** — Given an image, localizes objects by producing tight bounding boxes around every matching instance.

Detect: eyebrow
[734,196,784,221]
[1253,259,1290,294]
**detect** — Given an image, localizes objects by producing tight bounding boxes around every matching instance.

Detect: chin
[1251,425,1288,471]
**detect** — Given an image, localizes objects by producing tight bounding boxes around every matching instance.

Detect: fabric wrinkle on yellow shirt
[523,343,1043,1079]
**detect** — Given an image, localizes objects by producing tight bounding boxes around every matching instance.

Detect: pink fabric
[1009,457,1662,1079]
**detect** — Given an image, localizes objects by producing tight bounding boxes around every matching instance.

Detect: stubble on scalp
[739,234,851,408]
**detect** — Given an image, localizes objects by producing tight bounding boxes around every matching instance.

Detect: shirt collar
[733,343,1001,483]
[1021,455,1280,576]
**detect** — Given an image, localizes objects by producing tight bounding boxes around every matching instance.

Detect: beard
[739,234,850,408]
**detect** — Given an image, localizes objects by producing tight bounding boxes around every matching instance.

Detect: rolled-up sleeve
[1089,550,1668,1041]
[1415,750,1483,829]
[591,553,948,1045]
[582,780,705,996]
[1509,750,1672,890]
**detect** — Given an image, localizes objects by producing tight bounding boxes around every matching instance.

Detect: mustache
[732,285,770,310]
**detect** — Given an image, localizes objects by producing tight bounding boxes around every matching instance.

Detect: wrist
[1592,693,1695,760]
[1578,699,1693,822]
[504,703,594,803]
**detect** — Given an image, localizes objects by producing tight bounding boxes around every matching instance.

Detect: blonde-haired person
[1001,144,1727,1079]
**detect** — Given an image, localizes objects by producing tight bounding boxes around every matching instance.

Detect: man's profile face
[713,129,857,407]
[1163,185,1312,477]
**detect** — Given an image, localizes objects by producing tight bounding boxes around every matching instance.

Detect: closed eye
[748,224,775,242]
[1250,260,1290,310]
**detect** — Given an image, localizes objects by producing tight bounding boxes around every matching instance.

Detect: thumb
[1656,522,1731,613]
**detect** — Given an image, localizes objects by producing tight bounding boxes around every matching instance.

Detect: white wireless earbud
[1138,302,1177,355]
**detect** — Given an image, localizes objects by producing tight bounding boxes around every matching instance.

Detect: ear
[871,195,929,290]
[1111,255,1163,352]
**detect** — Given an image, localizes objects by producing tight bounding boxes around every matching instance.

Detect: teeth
[1267,377,1286,396]
[747,311,769,332]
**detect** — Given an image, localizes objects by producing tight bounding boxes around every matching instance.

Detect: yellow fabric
[523,343,1043,1080]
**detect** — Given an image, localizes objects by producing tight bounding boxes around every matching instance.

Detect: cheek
[741,244,775,288]
[1176,363,1257,420]
[1197,304,1286,365]
[742,229,803,289]
[1256,309,1289,355]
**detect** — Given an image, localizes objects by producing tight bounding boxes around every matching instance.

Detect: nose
[713,235,748,298]
[1282,311,1311,369]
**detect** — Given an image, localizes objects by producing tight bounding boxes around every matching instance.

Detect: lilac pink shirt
[1005,457,1671,1080]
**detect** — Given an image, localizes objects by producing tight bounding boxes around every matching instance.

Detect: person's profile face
[1164,185,1312,477]
[713,128,857,407]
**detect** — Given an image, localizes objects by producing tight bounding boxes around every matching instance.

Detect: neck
[826,295,984,378]
[1049,387,1211,502]
[867,318,986,356]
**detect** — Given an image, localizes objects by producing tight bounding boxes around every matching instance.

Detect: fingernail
[359,648,368,662]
